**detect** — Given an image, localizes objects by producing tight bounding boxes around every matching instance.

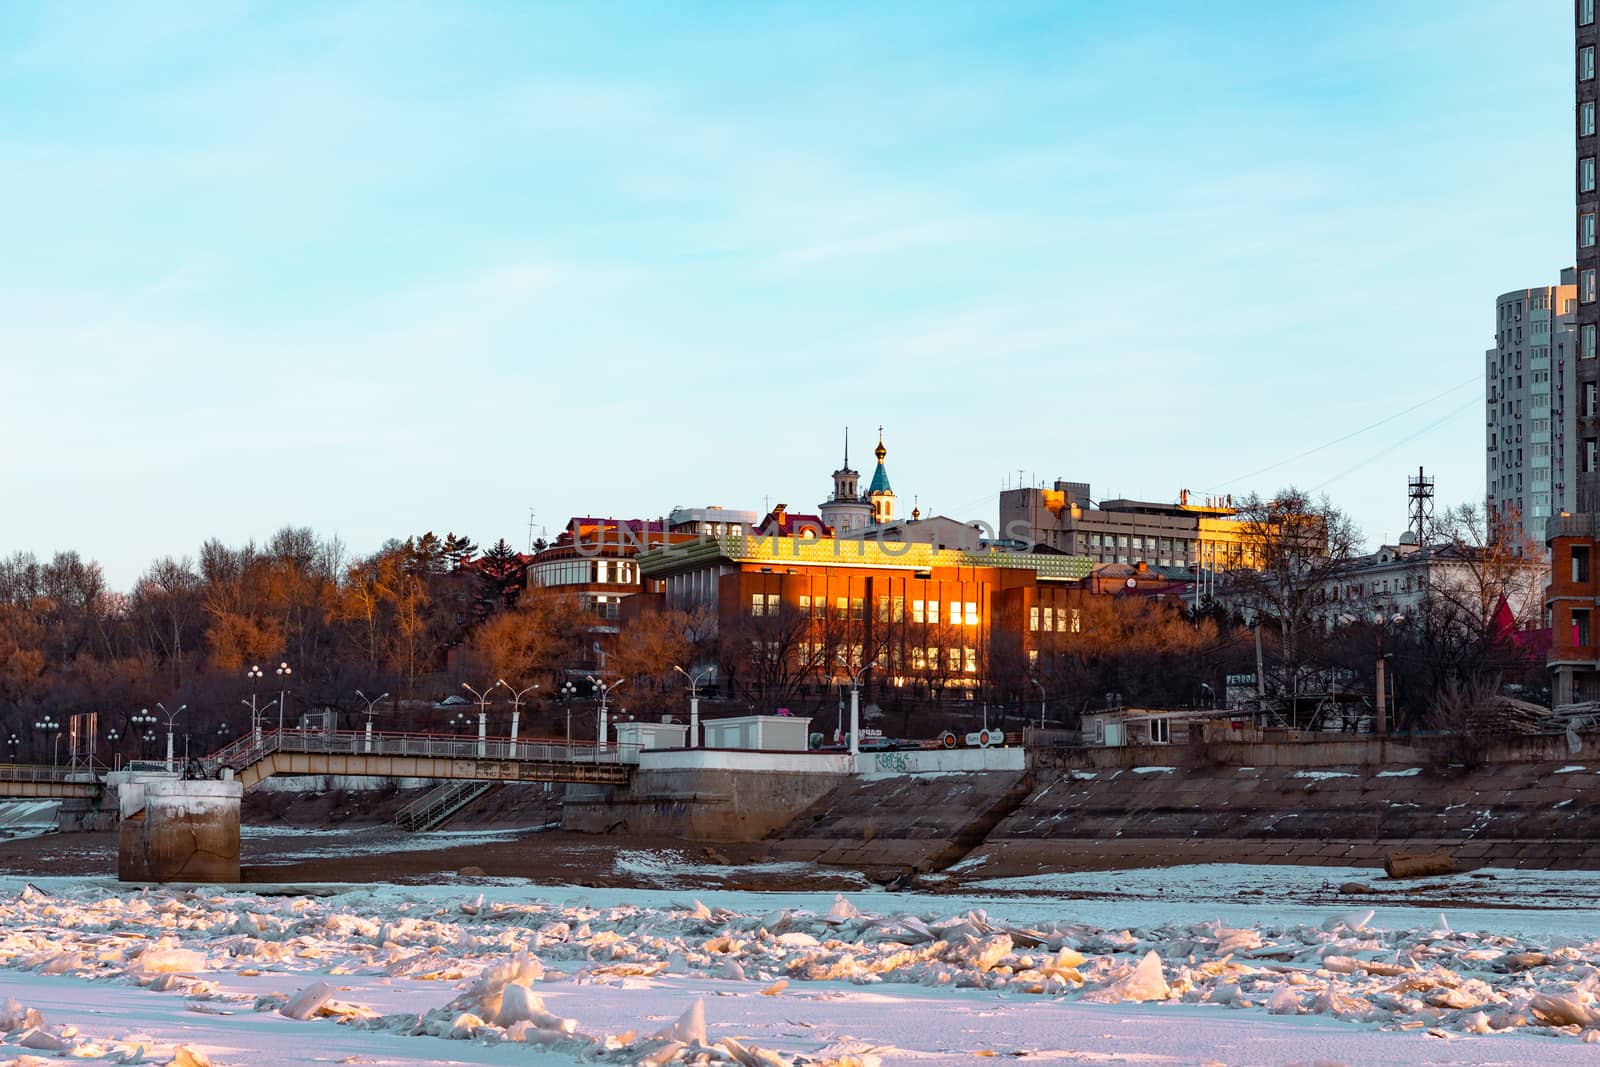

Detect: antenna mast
[1407,466,1434,544]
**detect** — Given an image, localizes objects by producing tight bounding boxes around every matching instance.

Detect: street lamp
[151,703,186,771]
[275,662,293,734]
[448,711,472,735]
[672,665,714,748]
[245,665,278,744]
[33,718,61,767]
[845,664,871,758]
[586,675,625,753]
[5,733,18,762]
[496,679,539,751]
[1030,676,1046,730]
[105,727,121,769]
[462,682,497,757]
[141,730,157,756]
[355,689,389,753]
[560,681,577,750]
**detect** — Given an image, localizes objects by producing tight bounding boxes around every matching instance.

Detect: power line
[1207,375,1479,491]
[1307,395,1480,494]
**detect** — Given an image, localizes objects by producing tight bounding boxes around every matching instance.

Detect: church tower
[818,429,873,533]
[867,428,896,524]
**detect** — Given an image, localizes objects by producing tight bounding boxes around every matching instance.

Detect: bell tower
[867,427,896,524]
[819,428,873,533]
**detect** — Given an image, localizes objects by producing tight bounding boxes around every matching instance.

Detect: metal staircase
[396,780,498,832]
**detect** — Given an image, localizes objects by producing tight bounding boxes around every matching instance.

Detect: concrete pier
[118,778,242,883]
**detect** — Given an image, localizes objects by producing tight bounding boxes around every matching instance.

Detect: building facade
[999,481,1250,571]
[637,533,1098,703]
[1485,274,1577,548]
[1547,0,1600,703]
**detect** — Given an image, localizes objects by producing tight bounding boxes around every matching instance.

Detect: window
[1029,606,1039,632]
[876,595,889,622]
[1583,213,1597,248]
[892,597,904,622]
[912,600,925,624]
[1586,46,1597,81]
[911,646,927,670]
[947,647,961,672]
[1576,546,1592,583]
[1586,324,1598,359]
[834,596,848,620]
[1585,0,1597,27]
[963,647,977,673]
[799,594,811,617]
[1575,608,1592,649]
[750,593,778,616]
[964,601,978,625]
[850,597,864,621]
[1044,606,1055,632]
[1070,608,1082,633]
[1587,382,1597,418]
[1585,101,1596,137]
[928,601,940,626]
[1149,718,1170,744]
[1584,157,1596,193]
[1028,649,1039,667]
[1587,438,1598,474]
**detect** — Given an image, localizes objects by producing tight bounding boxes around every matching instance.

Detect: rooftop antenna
[1407,466,1434,544]
[527,508,537,552]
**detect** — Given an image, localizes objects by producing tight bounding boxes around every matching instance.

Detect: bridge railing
[0,762,90,784]
[200,728,640,777]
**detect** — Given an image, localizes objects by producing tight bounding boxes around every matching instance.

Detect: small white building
[702,715,812,752]
[615,721,689,761]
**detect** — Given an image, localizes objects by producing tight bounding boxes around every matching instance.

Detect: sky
[0,1,1576,590]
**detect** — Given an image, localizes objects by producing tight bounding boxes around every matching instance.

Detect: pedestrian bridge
[199,728,636,789]
[0,764,99,799]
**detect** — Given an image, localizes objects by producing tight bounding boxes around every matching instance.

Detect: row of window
[1029,606,1083,633]
[532,559,638,587]
[758,593,983,626]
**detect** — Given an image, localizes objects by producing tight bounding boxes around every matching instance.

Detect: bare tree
[1223,488,1363,704]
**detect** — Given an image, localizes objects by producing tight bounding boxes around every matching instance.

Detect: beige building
[999,481,1249,571]
[1485,273,1578,549]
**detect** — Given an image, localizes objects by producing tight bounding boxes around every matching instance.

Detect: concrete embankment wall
[966,758,1600,874]
[768,771,1032,877]
[563,761,850,841]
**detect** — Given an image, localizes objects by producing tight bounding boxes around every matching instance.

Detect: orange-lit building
[636,533,1097,702]
[1548,514,1600,702]
[527,517,690,624]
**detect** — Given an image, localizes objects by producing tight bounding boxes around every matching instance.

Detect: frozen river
[0,866,1596,1066]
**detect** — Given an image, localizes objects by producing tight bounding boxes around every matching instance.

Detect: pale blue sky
[0,1,1573,588]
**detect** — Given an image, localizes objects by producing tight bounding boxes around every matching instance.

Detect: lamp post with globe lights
[34,718,61,767]
[106,727,122,770]
[5,733,18,762]
[275,662,293,734]
[244,665,278,744]
[559,681,578,751]
[131,709,156,760]
[586,676,625,755]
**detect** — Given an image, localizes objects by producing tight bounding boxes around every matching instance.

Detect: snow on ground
[0,874,1598,1065]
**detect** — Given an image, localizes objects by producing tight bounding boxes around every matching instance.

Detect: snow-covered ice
[0,870,1597,1065]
